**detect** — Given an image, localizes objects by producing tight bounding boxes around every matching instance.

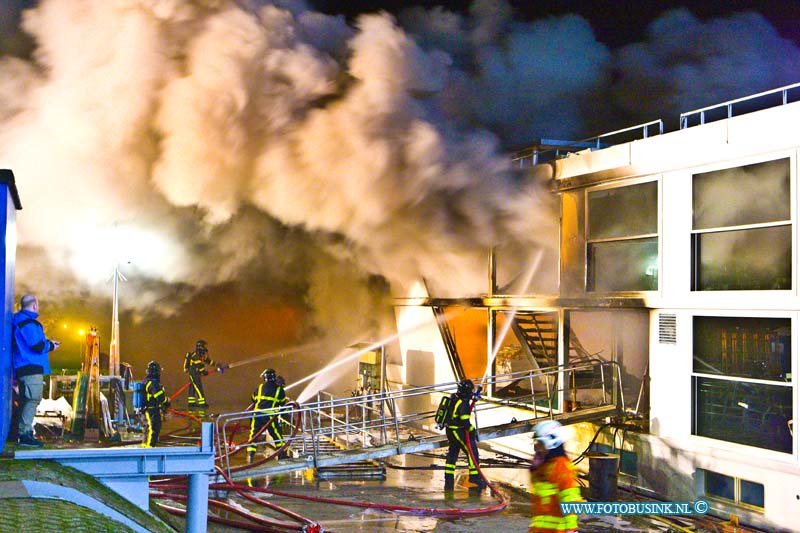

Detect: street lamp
[78,329,85,360]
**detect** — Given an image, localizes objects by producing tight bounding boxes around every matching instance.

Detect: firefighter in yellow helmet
[143,361,169,448]
[529,420,582,533]
[247,368,287,462]
[183,339,224,408]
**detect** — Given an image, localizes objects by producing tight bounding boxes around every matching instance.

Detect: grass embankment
[0,458,177,533]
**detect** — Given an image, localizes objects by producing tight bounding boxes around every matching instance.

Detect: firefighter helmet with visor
[533,420,566,450]
[147,361,161,378]
[261,368,277,383]
[457,379,474,397]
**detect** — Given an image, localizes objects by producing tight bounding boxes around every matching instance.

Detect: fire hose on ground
[149,370,512,531]
[155,373,754,533]
[151,404,508,532]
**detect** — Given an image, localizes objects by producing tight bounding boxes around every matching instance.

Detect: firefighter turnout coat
[529,454,581,533]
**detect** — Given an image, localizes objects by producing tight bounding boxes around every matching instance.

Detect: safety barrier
[214,359,625,479]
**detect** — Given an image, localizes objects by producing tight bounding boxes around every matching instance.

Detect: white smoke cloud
[1,0,797,352]
[0,0,557,349]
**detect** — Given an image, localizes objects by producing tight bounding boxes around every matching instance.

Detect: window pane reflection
[693,316,791,382]
[693,225,791,290]
[588,238,658,292]
[589,181,658,239]
[694,377,792,453]
[693,159,789,230]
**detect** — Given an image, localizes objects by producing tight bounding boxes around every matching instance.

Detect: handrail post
[528,372,535,409]
[362,398,367,448]
[380,393,388,446]
[392,397,402,453]
[301,411,309,456]
[545,372,552,410]
[600,363,607,405]
[222,417,231,478]
[214,417,226,477]
[616,363,625,414]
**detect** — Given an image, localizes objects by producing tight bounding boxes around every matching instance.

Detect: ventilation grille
[658,313,676,344]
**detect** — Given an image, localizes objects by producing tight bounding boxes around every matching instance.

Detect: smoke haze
[1,0,798,396]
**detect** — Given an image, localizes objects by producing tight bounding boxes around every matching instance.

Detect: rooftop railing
[512,120,663,167]
[680,81,800,129]
[514,81,800,168]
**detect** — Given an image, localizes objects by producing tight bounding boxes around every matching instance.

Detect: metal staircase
[511,312,558,369]
[214,359,625,481]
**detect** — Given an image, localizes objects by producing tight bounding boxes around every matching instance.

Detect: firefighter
[443,379,485,491]
[529,420,582,533]
[183,339,226,408]
[247,368,287,462]
[143,361,170,448]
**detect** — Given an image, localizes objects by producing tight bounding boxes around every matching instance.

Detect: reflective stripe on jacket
[252,382,286,412]
[529,455,581,533]
[145,378,168,409]
[445,395,474,430]
[184,350,216,373]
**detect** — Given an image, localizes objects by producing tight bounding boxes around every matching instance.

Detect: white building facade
[554,95,800,531]
[395,85,800,531]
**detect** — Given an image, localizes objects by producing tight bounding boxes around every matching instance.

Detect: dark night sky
[310,0,800,47]
[5,1,799,49]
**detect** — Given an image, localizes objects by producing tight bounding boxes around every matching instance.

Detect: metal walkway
[215,360,624,481]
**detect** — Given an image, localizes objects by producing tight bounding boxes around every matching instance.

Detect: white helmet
[533,420,566,450]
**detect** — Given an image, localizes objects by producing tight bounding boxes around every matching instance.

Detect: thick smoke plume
[0,0,557,329]
[1,1,798,391]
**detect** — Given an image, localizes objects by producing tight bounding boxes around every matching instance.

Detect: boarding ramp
[215,359,624,481]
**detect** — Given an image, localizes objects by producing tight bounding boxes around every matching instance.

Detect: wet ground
[163,444,720,533]
[25,406,747,532]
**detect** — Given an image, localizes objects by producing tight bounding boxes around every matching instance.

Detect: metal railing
[214,359,625,477]
[512,120,663,167]
[680,81,800,129]
[512,82,800,168]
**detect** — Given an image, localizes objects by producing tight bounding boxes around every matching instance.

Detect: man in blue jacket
[12,294,60,447]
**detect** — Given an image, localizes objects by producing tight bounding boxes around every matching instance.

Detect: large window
[587,181,658,292]
[691,158,791,290]
[692,316,793,453]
